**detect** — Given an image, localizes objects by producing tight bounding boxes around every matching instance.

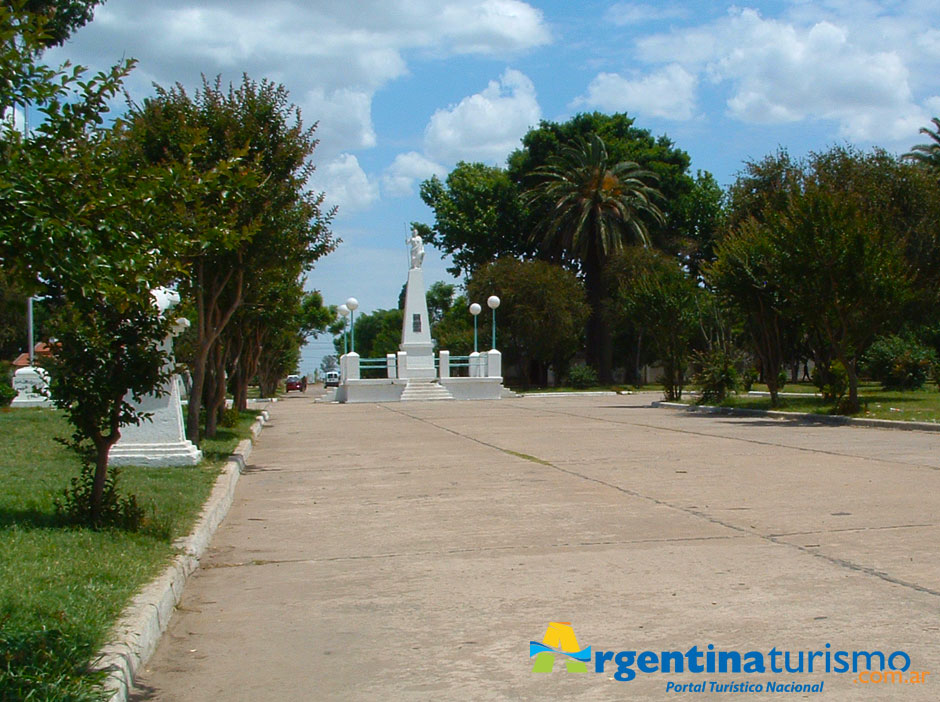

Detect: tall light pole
[487,295,500,350]
[345,297,359,352]
[338,304,350,355]
[27,296,34,365]
[469,302,482,353]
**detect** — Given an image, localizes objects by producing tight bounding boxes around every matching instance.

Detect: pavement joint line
[200,534,746,569]
[383,403,940,601]
[767,523,937,538]
[513,402,940,473]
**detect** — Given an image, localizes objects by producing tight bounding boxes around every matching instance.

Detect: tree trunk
[90,438,111,525]
[583,244,613,383]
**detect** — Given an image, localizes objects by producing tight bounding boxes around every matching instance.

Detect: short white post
[386,353,397,379]
[345,352,360,381]
[438,350,450,379]
[469,351,481,378]
[396,351,408,379]
[486,349,502,378]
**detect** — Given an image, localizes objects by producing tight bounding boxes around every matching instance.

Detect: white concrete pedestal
[10,366,53,408]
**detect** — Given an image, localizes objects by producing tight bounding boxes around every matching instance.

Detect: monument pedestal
[399,267,436,379]
[10,366,53,408]
[110,296,202,467]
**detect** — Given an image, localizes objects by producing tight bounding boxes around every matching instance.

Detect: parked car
[285,374,304,392]
[324,370,340,387]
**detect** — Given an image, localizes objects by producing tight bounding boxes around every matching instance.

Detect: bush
[693,348,739,404]
[741,367,757,393]
[863,335,937,390]
[567,364,598,389]
[777,368,788,391]
[0,361,14,407]
[812,360,848,401]
[55,460,144,530]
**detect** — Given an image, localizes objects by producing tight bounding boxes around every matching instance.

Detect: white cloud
[575,64,697,120]
[634,7,931,142]
[604,3,687,26]
[311,154,379,216]
[382,152,446,197]
[47,0,550,159]
[424,68,541,164]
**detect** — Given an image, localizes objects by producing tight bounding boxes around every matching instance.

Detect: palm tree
[524,133,664,382]
[904,117,940,171]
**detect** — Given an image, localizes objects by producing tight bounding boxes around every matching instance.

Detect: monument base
[109,442,202,467]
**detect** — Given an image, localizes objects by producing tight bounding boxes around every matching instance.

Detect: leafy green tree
[416,162,530,278]
[334,308,404,359]
[469,258,589,387]
[673,170,726,282]
[707,218,795,405]
[509,112,692,252]
[3,0,100,47]
[0,3,187,523]
[771,147,914,411]
[609,249,703,400]
[523,133,664,382]
[127,76,336,440]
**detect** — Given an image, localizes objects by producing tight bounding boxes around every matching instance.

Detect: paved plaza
[130,393,940,701]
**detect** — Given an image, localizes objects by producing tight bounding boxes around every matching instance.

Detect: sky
[44,0,940,374]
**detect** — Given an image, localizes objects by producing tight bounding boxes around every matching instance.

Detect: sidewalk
[130,392,940,701]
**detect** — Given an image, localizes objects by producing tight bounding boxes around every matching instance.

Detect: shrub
[693,348,739,404]
[568,364,598,389]
[741,367,757,393]
[777,368,788,391]
[812,360,848,402]
[863,335,937,390]
[55,460,144,531]
[0,361,14,407]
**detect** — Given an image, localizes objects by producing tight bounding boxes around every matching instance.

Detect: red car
[285,374,306,392]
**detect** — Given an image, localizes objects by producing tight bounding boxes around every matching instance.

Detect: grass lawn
[0,407,260,701]
[676,381,940,423]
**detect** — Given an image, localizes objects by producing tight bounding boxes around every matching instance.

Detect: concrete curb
[652,401,940,433]
[96,410,269,702]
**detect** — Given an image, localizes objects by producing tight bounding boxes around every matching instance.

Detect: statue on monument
[407,227,425,269]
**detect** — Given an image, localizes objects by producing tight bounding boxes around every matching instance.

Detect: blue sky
[44,0,940,373]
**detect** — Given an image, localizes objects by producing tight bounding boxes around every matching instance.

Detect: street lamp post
[469,302,482,353]
[487,295,500,350]
[338,304,350,355]
[345,297,359,352]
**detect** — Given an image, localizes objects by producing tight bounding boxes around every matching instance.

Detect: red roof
[12,343,53,368]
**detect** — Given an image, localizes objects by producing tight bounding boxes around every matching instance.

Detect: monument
[334,229,504,403]
[398,229,435,379]
[109,288,202,467]
[10,365,52,408]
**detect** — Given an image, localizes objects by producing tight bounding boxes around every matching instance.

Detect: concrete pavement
[130,393,940,701]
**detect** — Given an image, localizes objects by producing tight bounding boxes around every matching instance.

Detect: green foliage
[336,308,404,359]
[567,363,598,389]
[607,247,703,400]
[468,258,589,385]
[417,162,529,278]
[863,334,938,390]
[693,347,740,404]
[54,459,144,531]
[508,111,693,253]
[777,368,788,391]
[672,170,726,282]
[904,116,940,172]
[812,360,848,402]
[741,367,757,393]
